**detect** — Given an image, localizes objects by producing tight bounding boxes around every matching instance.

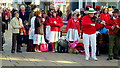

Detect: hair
[35,11,41,16]
[102,8,109,13]
[14,11,19,15]
[20,5,25,9]
[31,5,37,10]
[52,11,58,17]
[24,20,28,24]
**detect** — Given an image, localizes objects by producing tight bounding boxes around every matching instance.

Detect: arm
[66,19,71,32]
[105,20,113,29]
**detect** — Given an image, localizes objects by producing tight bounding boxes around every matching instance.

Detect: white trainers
[85,57,89,61]
[92,57,98,61]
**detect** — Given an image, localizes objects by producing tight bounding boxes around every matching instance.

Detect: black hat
[112,9,119,13]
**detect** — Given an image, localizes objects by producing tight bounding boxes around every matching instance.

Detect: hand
[111,26,115,30]
[91,24,95,26]
[116,25,120,29]
[42,18,45,22]
[54,21,56,24]
[101,21,106,25]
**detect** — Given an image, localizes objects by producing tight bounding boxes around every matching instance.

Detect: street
[1,25,119,66]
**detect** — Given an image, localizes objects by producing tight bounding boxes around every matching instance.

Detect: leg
[107,35,115,60]
[52,42,55,52]
[11,34,17,53]
[83,33,90,60]
[113,35,120,59]
[16,34,22,52]
[90,33,97,60]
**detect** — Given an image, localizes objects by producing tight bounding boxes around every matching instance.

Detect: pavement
[1,24,119,67]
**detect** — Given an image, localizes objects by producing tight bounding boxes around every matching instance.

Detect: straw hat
[87,8,96,13]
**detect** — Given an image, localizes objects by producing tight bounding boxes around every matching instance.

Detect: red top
[66,18,81,33]
[100,13,111,23]
[82,15,104,35]
[44,17,51,25]
[49,16,63,32]
[105,17,120,35]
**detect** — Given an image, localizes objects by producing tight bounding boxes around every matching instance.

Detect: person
[49,11,63,52]
[47,9,54,17]
[106,9,120,60]
[28,5,37,26]
[33,11,46,52]
[66,13,81,43]
[82,8,104,61]
[10,11,23,53]
[100,8,111,23]
[23,20,30,45]
[19,5,29,23]
[42,13,51,43]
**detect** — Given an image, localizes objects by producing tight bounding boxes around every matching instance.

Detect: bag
[27,40,35,52]
[69,40,79,48]
[68,48,79,54]
[57,45,68,53]
[40,43,48,52]
[58,39,69,48]
[19,27,26,35]
[98,27,108,33]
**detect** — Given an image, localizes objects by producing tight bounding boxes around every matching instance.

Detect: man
[10,11,23,53]
[106,9,120,60]
[82,8,104,61]
[19,5,29,23]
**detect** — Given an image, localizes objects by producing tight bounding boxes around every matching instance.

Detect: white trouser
[83,33,97,59]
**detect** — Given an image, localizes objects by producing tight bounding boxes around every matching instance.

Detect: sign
[54,0,66,5]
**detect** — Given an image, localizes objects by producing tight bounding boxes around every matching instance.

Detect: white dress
[49,31,61,43]
[29,16,36,40]
[66,29,79,41]
[45,25,51,40]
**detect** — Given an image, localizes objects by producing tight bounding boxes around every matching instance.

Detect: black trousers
[12,33,22,51]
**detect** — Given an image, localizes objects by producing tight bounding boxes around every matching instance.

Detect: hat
[87,8,96,13]
[112,9,119,13]
[14,11,19,15]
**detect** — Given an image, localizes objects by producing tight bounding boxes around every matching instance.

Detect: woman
[10,11,23,53]
[66,13,81,43]
[49,11,63,52]
[100,8,111,23]
[33,11,46,52]
[42,13,51,43]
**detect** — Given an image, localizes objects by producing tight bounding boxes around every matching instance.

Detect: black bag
[27,40,35,52]
[57,39,69,53]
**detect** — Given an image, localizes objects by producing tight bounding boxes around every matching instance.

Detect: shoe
[107,57,113,60]
[52,50,55,53]
[92,57,98,61]
[11,50,15,53]
[113,57,120,60]
[85,57,89,61]
[16,50,22,53]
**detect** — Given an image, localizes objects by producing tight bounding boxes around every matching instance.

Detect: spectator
[10,11,23,53]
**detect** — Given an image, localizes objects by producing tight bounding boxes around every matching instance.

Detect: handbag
[19,27,26,35]
[40,43,48,52]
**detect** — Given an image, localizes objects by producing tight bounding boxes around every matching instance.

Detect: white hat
[87,8,96,13]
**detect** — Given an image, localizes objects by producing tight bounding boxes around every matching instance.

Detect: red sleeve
[77,21,81,33]
[105,20,113,29]
[54,17,64,27]
[95,23,104,30]
[82,16,91,26]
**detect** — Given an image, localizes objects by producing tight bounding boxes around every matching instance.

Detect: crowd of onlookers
[1,5,120,61]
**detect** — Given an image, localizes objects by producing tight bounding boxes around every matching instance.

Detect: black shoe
[16,50,22,53]
[113,57,120,60]
[107,57,113,60]
[11,50,15,53]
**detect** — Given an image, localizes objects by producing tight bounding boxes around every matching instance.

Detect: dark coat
[34,16,44,35]
[19,10,29,23]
